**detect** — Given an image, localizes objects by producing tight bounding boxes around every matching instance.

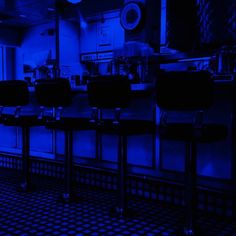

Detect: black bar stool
[35,78,92,202]
[87,76,155,217]
[0,80,41,191]
[155,71,227,235]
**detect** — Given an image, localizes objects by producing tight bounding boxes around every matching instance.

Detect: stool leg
[20,126,31,191]
[96,130,102,161]
[62,129,78,202]
[118,134,127,213]
[184,141,197,235]
[111,134,133,217]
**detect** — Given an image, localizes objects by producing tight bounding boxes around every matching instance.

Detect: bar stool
[35,78,92,202]
[155,70,227,235]
[87,76,155,217]
[0,80,41,191]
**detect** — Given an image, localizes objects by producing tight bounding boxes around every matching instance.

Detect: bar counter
[0,79,235,190]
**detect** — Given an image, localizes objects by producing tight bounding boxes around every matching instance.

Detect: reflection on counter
[71,83,155,92]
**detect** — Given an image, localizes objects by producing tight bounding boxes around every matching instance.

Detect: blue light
[79,12,87,29]
[80,20,87,29]
[67,0,82,4]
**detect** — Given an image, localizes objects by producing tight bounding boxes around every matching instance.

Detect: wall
[59,20,82,78]
[21,21,56,70]
[19,20,83,80]
[80,10,124,53]
[13,22,56,83]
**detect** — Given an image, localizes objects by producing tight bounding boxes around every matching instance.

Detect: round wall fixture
[120,2,143,31]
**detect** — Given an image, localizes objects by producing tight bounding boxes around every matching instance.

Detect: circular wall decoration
[120,2,144,31]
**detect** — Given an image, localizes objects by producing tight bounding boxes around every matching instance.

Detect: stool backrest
[0,80,29,106]
[87,76,131,109]
[156,71,213,111]
[35,78,72,107]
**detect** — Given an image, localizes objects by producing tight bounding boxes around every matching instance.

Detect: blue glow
[0,47,3,80]
[161,0,166,45]
[79,12,87,29]
[67,0,82,4]
[80,20,87,29]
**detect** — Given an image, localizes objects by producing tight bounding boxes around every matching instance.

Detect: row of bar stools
[35,76,155,211]
[0,80,43,191]
[0,72,227,235]
[35,78,93,202]
[87,76,155,216]
[156,70,227,235]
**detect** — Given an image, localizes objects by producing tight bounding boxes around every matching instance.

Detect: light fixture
[19,14,27,18]
[47,7,56,12]
[67,0,82,4]
[120,2,143,31]
[79,10,87,29]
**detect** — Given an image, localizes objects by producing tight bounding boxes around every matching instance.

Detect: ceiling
[0,0,58,27]
[0,0,123,28]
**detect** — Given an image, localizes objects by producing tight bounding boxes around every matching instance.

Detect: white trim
[2,46,6,81]
[0,46,4,80]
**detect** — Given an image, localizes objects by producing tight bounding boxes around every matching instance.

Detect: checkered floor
[0,168,235,236]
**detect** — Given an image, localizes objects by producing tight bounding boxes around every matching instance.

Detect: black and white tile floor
[0,168,235,236]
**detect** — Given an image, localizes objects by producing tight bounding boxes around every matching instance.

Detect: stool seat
[2,114,45,127]
[45,117,94,131]
[35,78,91,202]
[158,123,227,142]
[0,80,33,191]
[95,119,156,136]
[155,70,228,235]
